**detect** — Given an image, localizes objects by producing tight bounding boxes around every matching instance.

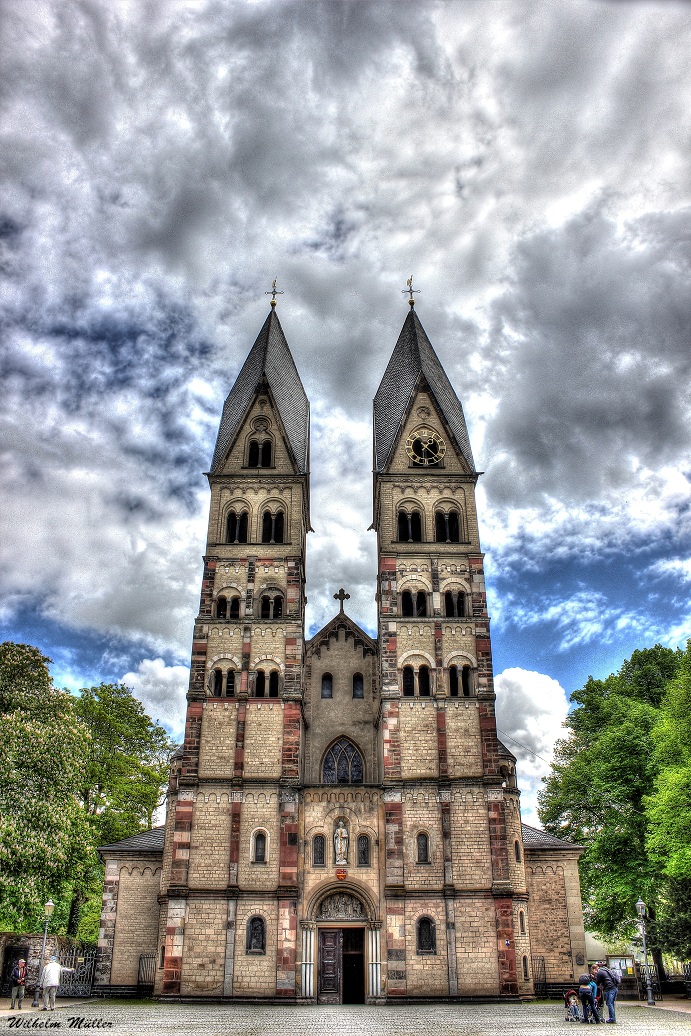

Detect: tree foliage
[538,644,690,959]
[0,641,177,940]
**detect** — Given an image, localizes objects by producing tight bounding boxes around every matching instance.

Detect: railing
[636,963,662,1001]
[137,953,156,996]
[531,955,547,997]
[57,948,97,998]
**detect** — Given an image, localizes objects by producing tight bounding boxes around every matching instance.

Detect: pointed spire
[373,308,475,473]
[211,308,309,473]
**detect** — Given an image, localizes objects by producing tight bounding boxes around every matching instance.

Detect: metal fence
[137,953,156,996]
[57,947,97,998]
[531,955,547,997]
[636,963,662,1001]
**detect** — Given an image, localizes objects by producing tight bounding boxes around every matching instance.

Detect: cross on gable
[333,588,350,613]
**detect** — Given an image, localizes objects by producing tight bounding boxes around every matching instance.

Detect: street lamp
[636,897,655,1007]
[31,899,55,1008]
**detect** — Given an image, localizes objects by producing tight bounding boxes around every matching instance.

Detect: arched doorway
[304,887,381,1004]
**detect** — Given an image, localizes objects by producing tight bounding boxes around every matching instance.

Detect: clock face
[406,429,446,466]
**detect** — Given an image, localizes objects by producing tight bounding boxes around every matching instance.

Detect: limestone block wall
[401,792,444,889]
[237,790,281,888]
[399,701,438,778]
[445,702,483,777]
[233,898,279,996]
[187,790,232,889]
[242,702,284,778]
[513,900,532,993]
[404,897,448,997]
[525,854,582,982]
[179,899,227,995]
[109,861,162,986]
[449,791,493,890]
[198,702,237,778]
[454,896,500,995]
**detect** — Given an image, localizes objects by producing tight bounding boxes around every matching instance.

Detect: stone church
[96,298,586,1003]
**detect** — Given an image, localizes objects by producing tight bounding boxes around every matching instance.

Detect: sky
[2,0,691,824]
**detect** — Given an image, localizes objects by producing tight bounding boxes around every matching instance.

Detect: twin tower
[97,300,586,1003]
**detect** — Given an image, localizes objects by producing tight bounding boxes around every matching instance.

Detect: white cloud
[495,667,569,826]
[120,658,189,741]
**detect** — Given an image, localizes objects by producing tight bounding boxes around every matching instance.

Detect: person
[595,962,621,1024]
[10,958,27,1010]
[40,956,74,1011]
[578,969,600,1024]
[563,987,581,1022]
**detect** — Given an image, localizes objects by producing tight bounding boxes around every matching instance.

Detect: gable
[384,382,473,476]
[218,386,299,476]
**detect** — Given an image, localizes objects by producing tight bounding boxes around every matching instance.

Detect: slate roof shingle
[211,308,309,474]
[373,308,475,473]
[521,822,583,850]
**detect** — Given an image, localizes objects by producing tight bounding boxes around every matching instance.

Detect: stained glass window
[322,738,364,784]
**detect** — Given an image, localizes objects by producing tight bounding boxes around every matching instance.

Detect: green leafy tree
[0,642,94,932]
[538,645,682,964]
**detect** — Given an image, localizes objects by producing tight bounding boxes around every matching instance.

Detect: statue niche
[333,819,349,864]
[316,893,365,921]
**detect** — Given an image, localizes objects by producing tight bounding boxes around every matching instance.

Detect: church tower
[156,300,310,997]
[372,301,530,997]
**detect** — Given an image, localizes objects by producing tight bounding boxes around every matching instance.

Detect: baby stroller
[593,989,603,1023]
[563,988,581,1022]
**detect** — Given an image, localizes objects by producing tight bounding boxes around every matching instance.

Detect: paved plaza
[1,1001,690,1036]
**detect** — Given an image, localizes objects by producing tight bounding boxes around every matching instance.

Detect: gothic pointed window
[321,673,333,699]
[417,832,430,863]
[226,669,235,696]
[415,591,427,617]
[322,737,364,784]
[216,596,228,619]
[401,591,414,617]
[449,665,459,697]
[313,834,326,866]
[268,670,279,698]
[357,834,370,867]
[352,672,364,699]
[255,670,265,698]
[418,665,430,697]
[402,666,415,697]
[416,916,436,954]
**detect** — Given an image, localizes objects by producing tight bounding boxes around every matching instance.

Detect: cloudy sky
[2,0,691,822]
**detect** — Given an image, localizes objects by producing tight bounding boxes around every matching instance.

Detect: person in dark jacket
[595,964,621,1023]
[10,959,27,1010]
[578,970,600,1024]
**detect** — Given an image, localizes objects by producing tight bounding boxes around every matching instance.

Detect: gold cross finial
[402,275,420,307]
[266,278,284,307]
[333,588,350,613]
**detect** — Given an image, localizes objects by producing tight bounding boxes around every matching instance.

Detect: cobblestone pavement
[2,1001,690,1036]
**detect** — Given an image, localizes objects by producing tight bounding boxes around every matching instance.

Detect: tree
[0,642,94,932]
[538,645,683,963]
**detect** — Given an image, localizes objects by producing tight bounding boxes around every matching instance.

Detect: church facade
[96,300,586,1003]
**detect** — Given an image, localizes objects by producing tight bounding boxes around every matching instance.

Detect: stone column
[368,922,383,999]
[300,922,316,999]
[223,899,237,996]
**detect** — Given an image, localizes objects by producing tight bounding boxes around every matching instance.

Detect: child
[563,987,581,1022]
[578,970,600,1024]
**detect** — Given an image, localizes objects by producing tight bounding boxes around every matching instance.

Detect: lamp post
[636,897,655,1007]
[31,899,55,1008]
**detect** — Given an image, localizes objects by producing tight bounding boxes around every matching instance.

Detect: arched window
[352,673,364,699]
[213,669,223,697]
[397,509,422,542]
[402,666,415,697]
[514,840,522,863]
[449,665,459,697]
[253,831,266,864]
[226,670,235,697]
[462,666,472,697]
[229,596,240,619]
[322,737,364,784]
[435,510,460,542]
[273,595,283,619]
[415,591,427,617]
[444,591,465,617]
[246,916,266,954]
[248,440,260,467]
[357,834,370,867]
[321,673,333,699]
[313,834,326,867]
[416,916,436,954]
[260,595,271,619]
[268,670,279,698]
[216,596,228,619]
[255,670,265,698]
[519,910,526,935]
[260,594,284,619]
[261,440,272,467]
[226,510,248,543]
[261,511,285,544]
[418,665,430,697]
[401,591,414,617]
[522,955,529,981]
[417,832,430,863]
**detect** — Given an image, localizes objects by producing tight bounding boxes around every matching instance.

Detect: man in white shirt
[40,956,74,1011]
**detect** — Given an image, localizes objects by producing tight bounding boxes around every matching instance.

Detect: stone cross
[333,588,350,613]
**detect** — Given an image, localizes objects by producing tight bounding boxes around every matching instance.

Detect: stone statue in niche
[317,893,365,920]
[334,820,348,864]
